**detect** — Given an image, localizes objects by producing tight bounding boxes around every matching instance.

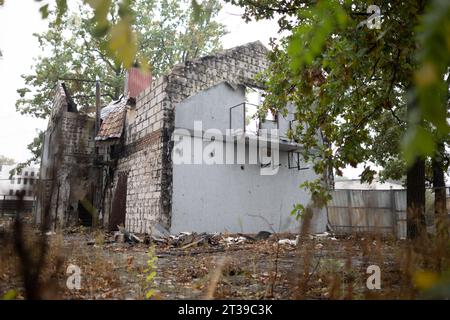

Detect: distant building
[334,178,404,190]
[0,164,39,213]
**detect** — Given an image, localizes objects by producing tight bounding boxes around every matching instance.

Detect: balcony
[228,102,301,152]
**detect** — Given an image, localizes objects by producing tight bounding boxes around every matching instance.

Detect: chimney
[124,66,152,100]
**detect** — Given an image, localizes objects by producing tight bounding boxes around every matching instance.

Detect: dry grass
[1,216,449,300]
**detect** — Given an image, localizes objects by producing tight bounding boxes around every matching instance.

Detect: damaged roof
[95,98,127,141]
[100,95,125,119]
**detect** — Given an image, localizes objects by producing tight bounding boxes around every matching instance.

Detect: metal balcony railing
[229,102,278,135]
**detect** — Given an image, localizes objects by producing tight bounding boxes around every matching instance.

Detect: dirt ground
[1,214,422,300]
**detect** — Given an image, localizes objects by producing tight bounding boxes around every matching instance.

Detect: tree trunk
[406,81,427,239]
[406,158,426,239]
[432,142,448,242]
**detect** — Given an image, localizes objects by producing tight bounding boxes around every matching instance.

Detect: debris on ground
[223,236,247,245]
[121,231,279,249]
[125,232,142,244]
[255,231,272,240]
[149,222,171,238]
[315,243,324,250]
[314,232,330,238]
[112,226,142,244]
[278,235,299,246]
[0,215,421,300]
[116,230,337,249]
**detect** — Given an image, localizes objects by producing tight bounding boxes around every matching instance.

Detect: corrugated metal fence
[0,194,35,216]
[327,189,407,239]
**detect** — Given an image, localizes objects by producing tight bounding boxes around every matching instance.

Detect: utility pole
[95,78,101,137]
[94,77,101,227]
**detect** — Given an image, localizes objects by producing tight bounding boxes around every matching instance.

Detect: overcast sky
[0,1,47,164]
[0,1,362,178]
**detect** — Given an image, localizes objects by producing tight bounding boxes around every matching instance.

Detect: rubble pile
[105,228,339,250]
[102,226,277,247]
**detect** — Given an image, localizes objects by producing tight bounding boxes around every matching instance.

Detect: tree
[16,0,226,118]
[227,0,450,239]
[134,0,225,75]
[0,155,15,166]
[13,0,226,169]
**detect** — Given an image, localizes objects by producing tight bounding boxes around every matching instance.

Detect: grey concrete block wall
[38,84,98,228]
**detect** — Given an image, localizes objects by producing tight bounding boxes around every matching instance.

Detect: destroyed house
[37,41,327,234]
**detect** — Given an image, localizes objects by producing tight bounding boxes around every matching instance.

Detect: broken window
[264,108,278,122]
[245,87,264,134]
[245,87,265,106]
[245,87,277,132]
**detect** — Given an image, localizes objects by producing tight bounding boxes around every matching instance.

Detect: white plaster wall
[170,82,327,234]
[174,82,245,132]
[170,143,327,234]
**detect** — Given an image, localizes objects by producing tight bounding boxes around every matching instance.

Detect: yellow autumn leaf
[109,18,137,69]
[146,271,157,282]
[146,289,156,299]
[84,0,111,14]
[2,289,17,300]
[414,62,438,87]
[413,270,439,290]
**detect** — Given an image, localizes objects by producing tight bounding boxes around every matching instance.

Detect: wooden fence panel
[327,189,407,239]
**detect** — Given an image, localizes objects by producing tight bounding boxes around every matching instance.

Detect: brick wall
[112,130,163,232]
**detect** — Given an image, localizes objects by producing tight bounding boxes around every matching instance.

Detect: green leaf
[191,0,202,22]
[39,4,50,19]
[360,166,377,184]
[403,125,436,165]
[291,203,305,220]
[55,0,68,24]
